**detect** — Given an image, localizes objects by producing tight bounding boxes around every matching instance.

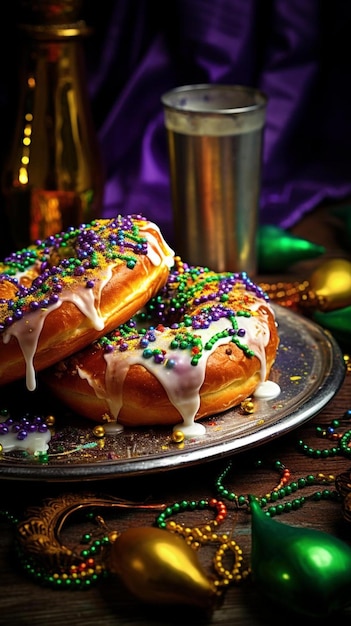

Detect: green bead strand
[155,498,228,531]
[297,440,340,458]
[339,431,351,456]
[297,410,351,459]
[214,461,341,517]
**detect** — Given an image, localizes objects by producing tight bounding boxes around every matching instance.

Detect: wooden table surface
[1,202,351,626]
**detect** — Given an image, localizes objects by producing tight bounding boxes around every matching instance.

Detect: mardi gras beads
[214,459,338,516]
[154,497,249,591]
[297,410,351,459]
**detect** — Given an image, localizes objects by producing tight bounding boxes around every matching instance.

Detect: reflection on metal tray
[0,305,345,482]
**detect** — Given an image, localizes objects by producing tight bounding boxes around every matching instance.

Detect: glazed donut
[0,215,174,391]
[42,259,279,433]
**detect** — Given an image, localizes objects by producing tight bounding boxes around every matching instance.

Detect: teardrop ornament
[258,225,325,273]
[309,258,351,311]
[107,526,217,609]
[250,497,351,617]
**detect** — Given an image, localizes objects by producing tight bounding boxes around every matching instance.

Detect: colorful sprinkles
[96,258,269,367]
[0,215,151,332]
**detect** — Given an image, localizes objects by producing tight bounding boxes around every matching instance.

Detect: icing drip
[3,267,114,391]
[3,301,61,391]
[61,279,111,332]
[254,380,281,399]
[76,264,275,436]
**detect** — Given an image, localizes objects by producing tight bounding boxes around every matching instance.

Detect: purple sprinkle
[17,430,28,441]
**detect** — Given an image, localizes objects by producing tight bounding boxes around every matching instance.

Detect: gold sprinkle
[171,430,185,443]
[108,530,119,543]
[240,399,255,414]
[45,414,55,427]
[93,425,105,438]
[102,413,113,423]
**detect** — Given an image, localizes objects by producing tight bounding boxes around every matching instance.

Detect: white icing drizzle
[140,222,175,268]
[3,279,110,391]
[0,426,51,454]
[176,422,206,438]
[3,301,61,391]
[77,300,273,438]
[254,380,281,399]
[60,277,112,332]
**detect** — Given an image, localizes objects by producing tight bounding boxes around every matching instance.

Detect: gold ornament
[108,526,217,609]
[308,258,351,311]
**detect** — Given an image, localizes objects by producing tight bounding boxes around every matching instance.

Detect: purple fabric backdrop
[2,0,351,245]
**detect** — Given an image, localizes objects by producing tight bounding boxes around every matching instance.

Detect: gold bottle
[1,0,104,252]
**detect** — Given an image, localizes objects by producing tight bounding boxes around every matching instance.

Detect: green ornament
[313,305,351,347]
[250,497,351,617]
[258,225,325,273]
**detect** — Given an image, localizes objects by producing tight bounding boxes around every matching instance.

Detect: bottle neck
[19,20,91,42]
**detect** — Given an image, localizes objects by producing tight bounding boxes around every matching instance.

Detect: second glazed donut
[43,259,280,431]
